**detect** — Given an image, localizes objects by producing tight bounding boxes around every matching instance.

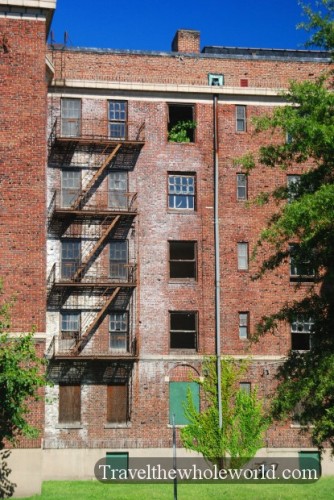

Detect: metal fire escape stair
[71,286,121,354]
[72,215,121,282]
[71,143,122,210]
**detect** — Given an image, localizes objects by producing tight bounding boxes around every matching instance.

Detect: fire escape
[46,116,144,360]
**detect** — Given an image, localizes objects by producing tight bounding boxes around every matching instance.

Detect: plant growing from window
[168,120,196,143]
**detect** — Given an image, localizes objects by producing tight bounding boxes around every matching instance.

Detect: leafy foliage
[0,283,46,450]
[180,357,268,469]
[168,120,196,142]
[240,0,334,452]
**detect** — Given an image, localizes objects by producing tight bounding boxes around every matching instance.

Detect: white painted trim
[0,1,55,8]
[0,12,46,20]
[7,332,46,340]
[51,78,284,97]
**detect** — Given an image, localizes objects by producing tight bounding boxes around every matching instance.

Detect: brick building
[1,0,333,495]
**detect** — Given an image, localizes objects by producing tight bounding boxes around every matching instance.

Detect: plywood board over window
[59,384,81,423]
[107,384,128,423]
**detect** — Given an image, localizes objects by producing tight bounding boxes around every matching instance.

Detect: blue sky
[50,0,317,52]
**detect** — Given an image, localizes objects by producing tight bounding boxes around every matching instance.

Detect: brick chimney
[172,29,200,53]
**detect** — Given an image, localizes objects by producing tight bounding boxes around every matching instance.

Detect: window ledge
[167,424,186,428]
[56,423,83,429]
[291,424,315,429]
[104,422,132,429]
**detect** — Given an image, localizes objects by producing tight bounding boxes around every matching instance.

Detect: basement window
[168,104,195,142]
[170,311,197,350]
[169,241,197,280]
[59,384,81,423]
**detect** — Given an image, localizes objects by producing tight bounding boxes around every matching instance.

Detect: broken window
[110,240,128,280]
[168,104,195,142]
[109,171,128,209]
[168,174,195,210]
[291,316,314,350]
[61,240,80,279]
[108,100,127,140]
[170,311,197,350]
[61,170,81,208]
[169,241,196,280]
[61,98,81,137]
[109,311,129,351]
[236,105,246,132]
[107,383,128,423]
[61,311,80,340]
[59,384,81,423]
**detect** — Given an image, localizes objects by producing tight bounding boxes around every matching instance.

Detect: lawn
[20,477,334,500]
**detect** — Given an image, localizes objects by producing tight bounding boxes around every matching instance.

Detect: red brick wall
[0,17,48,447]
[0,18,47,333]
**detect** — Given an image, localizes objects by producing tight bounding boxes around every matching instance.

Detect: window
[61,240,80,278]
[168,104,195,142]
[287,175,300,202]
[237,173,247,200]
[61,311,80,340]
[61,98,81,137]
[169,381,199,425]
[240,382,251,393]
[239,312,249,339]
[109,312,128,351]
[108,100,127,139]
[107,383,128,423]
[61,170,81,208]
[170,311,197,349]
[59,384,81,423]
[110,240,128,280]
[290,244,314,281]
[168,174,195,210]
[169,241,196,280]
[237,242,248,270]
[236,105,246,132]
[291,316,314,350]
[208,73,224,86]
[109,171,128,209]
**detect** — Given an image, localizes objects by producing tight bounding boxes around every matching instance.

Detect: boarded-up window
[107,384,128,423]
[59,384,81,423]
[169,381,199,425]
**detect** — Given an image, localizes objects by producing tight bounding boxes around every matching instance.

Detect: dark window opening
[170,311,197,349]
[61,240,81,279]
[59,384,81,423]
[169,241,196,279]
[168,104,195,142]
[291,316,313,350]
[290,244,315,281]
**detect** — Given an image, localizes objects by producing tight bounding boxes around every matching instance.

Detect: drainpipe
[213,94,222,429]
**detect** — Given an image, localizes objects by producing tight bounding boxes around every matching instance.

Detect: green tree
[237,0,334,452]
[0,283,47,497]
[180,357,268,469]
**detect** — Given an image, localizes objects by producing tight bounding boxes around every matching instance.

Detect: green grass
[20,477,334,500]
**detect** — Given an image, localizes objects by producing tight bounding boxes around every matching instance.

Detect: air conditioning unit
[208,73,224,86]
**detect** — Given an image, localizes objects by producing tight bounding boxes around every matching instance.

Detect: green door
[169,381,199,425]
